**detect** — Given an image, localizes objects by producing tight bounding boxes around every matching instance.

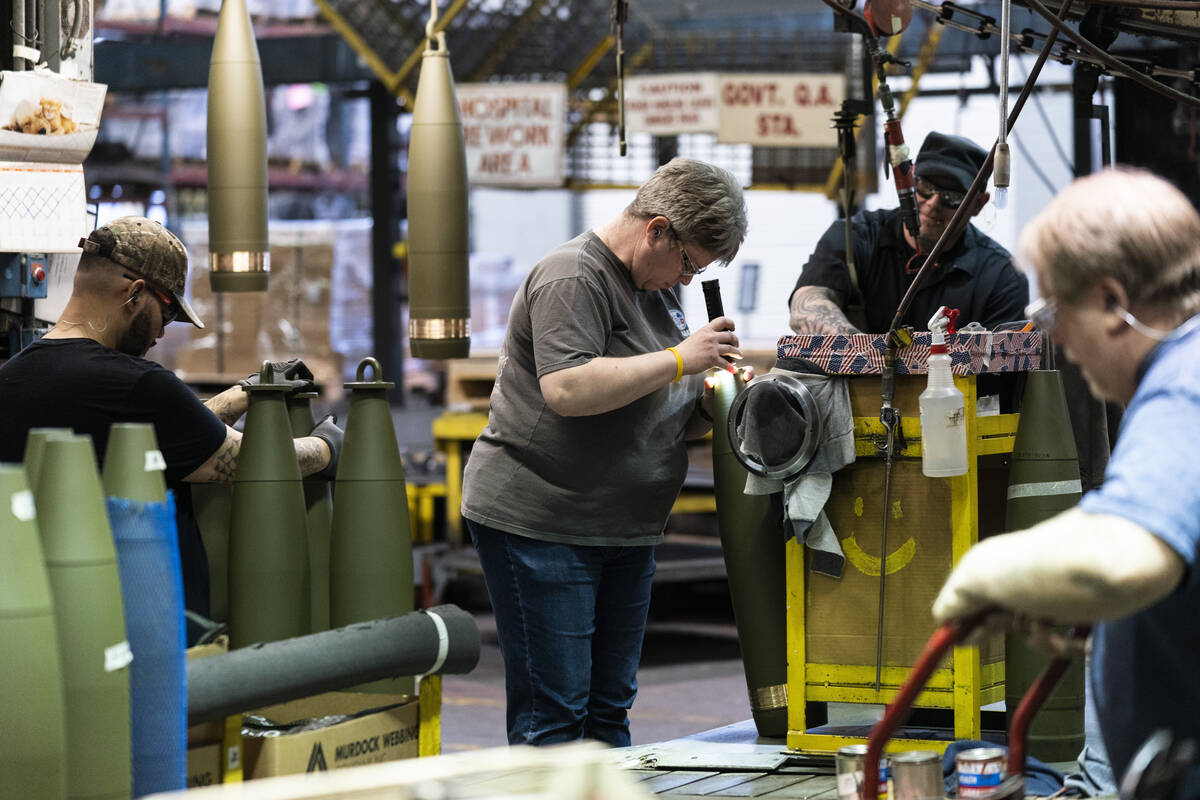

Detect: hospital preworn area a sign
[625,73,843,147]
[457,82,566,187]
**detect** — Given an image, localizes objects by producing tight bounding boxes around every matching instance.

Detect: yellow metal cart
[786,373,1019,755]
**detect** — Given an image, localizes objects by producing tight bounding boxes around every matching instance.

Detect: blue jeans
[467,519,656,747]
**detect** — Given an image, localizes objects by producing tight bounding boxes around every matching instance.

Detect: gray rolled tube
[187,605,479,724]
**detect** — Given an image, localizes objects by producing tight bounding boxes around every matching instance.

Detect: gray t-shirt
[462,231,703,546]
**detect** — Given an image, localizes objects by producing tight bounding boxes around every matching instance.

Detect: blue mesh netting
[107,492,186,797]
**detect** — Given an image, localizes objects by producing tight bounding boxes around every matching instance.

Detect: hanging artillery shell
[206,0,269,292]
[407,36,470,359]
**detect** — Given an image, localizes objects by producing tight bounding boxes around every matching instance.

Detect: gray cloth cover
[741,365,855,578]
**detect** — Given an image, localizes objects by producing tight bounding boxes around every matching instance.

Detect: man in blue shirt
[933,167,1200,790]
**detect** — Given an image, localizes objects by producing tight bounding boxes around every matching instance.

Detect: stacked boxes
[173,220,344,398]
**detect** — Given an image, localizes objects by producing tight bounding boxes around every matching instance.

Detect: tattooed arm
[788,286,862,335]
[203,386,249,426]
[185,426,242,483]
[184,426,331,483]
[294,436,332,477]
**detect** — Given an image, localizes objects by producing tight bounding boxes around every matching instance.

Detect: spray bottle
[920,306,967,477]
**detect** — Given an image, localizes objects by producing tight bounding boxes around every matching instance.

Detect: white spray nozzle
[928,306,958,346]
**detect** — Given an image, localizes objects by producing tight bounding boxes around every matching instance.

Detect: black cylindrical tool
[702,278,736,365]
[702,278,725,320]
[186,605,480,724]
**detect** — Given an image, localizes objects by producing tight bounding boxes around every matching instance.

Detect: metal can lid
[892,750,941,764]
[956,747,1007,762]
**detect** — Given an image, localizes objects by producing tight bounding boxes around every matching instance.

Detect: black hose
[886,0,1077,337]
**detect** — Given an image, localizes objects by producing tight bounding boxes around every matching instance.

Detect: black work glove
[238,358,315,393]
[309,413,344,480]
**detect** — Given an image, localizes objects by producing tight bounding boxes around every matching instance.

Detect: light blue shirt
[1078,314,1200,783]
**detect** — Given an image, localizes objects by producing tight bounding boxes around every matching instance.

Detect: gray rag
[741,366,855,578]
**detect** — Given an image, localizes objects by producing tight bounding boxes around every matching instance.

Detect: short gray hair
[1020,167,1200,316]
[626,158,748,265]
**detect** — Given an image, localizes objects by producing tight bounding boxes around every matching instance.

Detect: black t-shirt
[790,207,1029,333]
[0,338,228,624]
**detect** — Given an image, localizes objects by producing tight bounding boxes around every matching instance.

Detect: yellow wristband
[666,346,684,383]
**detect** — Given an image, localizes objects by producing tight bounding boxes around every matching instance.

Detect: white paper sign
[458,82,566,188]
[625,73,719,135]
[716,73,843,147]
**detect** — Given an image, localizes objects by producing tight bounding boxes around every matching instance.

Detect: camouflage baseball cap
[78,216,204,329]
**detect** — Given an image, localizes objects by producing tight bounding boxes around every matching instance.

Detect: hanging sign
[716,73,843,147]
[625,73,720,135]
[457,82,566,187]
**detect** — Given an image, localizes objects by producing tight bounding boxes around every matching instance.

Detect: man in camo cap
[77,214,205,332]
[0,216,343,643]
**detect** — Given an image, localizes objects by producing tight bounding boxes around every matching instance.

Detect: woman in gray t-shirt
[462,158,748,746]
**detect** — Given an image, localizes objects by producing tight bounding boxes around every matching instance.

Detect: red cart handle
[862,615,1090,800]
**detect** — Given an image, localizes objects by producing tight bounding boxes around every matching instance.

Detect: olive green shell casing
[288,392,332,633]
[228,363,310,648]
[191,483,233,624]
[23,427,73,495]
[206,0,270,292]
[407,44,470,359]
[711,370,789,737]
[329,358,414,694]
[34,435,132,800]
[1005,369,1085,761]
[102,423,167,503]
[0,464,68,800]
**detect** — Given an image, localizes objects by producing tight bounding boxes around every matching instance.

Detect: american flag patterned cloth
[776,331,1042,376]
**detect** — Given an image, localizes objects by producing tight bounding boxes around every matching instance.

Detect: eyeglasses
[678,242,707,277]
[125,273,179,325]
[1025,296,1057,333]
[656,220,707,276]
[915,177,966,210]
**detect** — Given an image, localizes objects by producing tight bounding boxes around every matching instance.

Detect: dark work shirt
[0,338,228,627]
[790,207,1029,333]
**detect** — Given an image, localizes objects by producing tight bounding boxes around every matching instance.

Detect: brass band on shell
[410,318,471,340]
[210,251,270,273]
[751,683,788,712]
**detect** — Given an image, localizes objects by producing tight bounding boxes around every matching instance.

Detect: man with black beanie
[788,131,1028,334]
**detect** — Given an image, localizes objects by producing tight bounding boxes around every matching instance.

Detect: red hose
[862,620,970,800]
[863,617,1089,800]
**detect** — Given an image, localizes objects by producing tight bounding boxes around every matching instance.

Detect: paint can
[891,750,942,800]
[956,747,1006,798]
[837,744,889,800]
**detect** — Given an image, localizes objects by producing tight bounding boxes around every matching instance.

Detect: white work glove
[933,508,1186,628]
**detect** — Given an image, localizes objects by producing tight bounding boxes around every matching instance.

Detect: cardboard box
[186,742,222,789]
[184,638,236,786]
[242,691,419,780]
